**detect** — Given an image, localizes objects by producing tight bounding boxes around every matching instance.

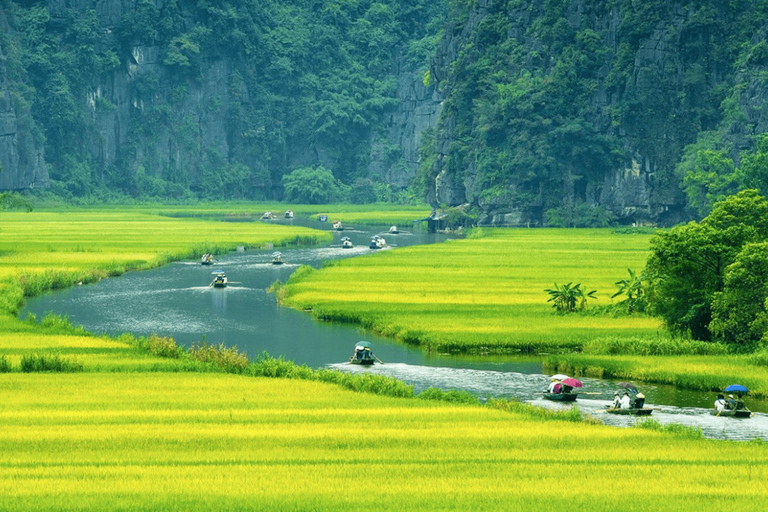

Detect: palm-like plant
[545,282,597,313]
[611,268,645,313]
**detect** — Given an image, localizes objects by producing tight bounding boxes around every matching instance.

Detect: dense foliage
[645,190,768,347]
[421,0,768,225]
[2,0,445,201]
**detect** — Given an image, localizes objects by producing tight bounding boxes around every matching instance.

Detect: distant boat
[389,225,399,234]
[201,253,214,265]
[341,237,353,249]
[284,210,294,219]
[369,235,386,249]
[349,341,380,365]
[332,220,343,230]
[260,211,274,220]
[271,252,285,265]
[210,270,228,288]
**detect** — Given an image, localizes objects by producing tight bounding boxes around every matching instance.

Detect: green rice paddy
[284,228,662,352]
[1,205,767,510]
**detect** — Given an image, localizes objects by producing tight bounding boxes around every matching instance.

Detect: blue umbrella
[724,384,749,394]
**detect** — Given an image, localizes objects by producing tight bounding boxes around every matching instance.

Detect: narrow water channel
[23,217,767,441]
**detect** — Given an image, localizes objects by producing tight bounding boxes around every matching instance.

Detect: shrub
[20,353,84,373]
[189,342,249,373]
[0,356,12,373]
[417,387,480,404]
[147,334,181,358]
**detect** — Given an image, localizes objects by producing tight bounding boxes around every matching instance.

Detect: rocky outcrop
[0,7,49,191]
[427,0,757,226]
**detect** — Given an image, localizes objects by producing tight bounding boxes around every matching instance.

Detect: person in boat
[612,392,621,409]
[726,394,737,410]
[714,394,727,413]
[547,380,562,394]
[562,384,573,394]
[633,392,645,409]
[735,394,746,410]
[619,392,631,409]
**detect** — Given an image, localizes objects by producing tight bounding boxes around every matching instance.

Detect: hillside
[2,0,768,225]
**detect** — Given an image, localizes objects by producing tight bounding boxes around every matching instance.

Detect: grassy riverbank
[282,227,768,397]
[283,228,662,352]
[1,205,767,510]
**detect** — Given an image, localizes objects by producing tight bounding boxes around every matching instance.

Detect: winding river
[23,217,768,441]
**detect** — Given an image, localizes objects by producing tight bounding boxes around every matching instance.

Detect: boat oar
[374,355,384,364]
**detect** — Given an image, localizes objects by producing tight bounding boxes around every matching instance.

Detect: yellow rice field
[1,206,767,510]
[0,372,766,511]
[284,228,663,351]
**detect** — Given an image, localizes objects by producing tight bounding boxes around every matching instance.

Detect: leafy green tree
[710,242,768,349]
[737,133,768,197]
[681,149,738,219]
[645,190,768,340]
[282,166,349,204]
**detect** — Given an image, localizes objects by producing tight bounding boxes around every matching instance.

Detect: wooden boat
[260,211,274,220]
[389,225,399,234]
[605,407,652,416]
[271,252,285,265]
[210,270,227,288]
[201,254,214,265]
[332,220,343,230]
[341,237,353,249]
[284,209,294,219]
[712,409,752,418]
[369,235,386,249]
[350,341,378,365]
[542,392,578,402]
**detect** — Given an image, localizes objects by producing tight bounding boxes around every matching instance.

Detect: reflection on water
[23,218,766,441]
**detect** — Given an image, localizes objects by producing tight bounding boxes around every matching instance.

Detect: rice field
[0,372,766,511]
[284,228,663,352]
[1,206,768,510]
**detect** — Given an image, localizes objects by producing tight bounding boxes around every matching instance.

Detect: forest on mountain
[2,0,768,225]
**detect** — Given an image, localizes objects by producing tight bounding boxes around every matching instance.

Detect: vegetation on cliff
[422,0,768,225]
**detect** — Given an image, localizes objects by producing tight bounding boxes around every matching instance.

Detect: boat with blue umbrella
[714,384,753,417]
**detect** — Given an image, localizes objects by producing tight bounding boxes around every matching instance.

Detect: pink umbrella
[561,378,582,388]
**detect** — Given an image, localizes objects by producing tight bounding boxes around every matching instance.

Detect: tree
[709,242,768,349]
[282,165,349,204]
[645,190,768,340]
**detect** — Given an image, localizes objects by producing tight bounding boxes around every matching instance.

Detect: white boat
[369,235,387,249]
[341,237,353,249]
[260,211,274,220]
[271,252,285,265]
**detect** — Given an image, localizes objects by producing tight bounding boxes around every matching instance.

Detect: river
[23,217,768,441]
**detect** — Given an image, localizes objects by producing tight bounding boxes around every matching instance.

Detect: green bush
[147,334,181,358]
[0,356,12,373]
[189,342,249,373]
[20,353,84,373]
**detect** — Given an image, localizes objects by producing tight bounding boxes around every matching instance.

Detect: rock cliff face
[0,1,443,198]
[0,8,48,190]
[426,0,767,226]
